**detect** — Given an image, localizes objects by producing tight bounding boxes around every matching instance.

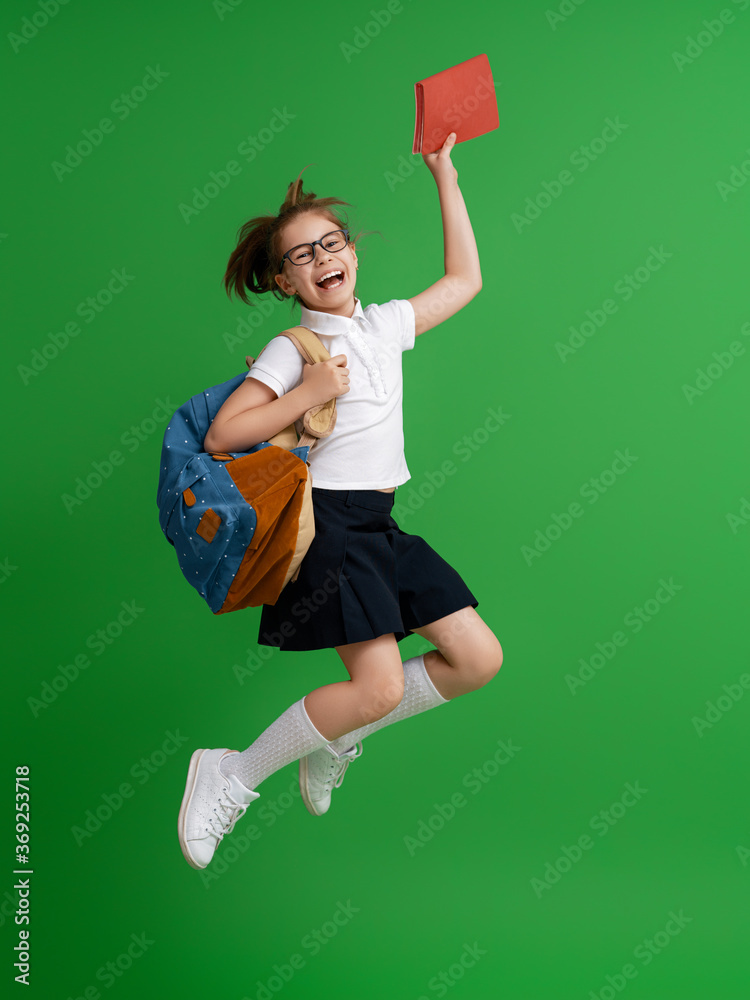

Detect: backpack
[156,326,335,614]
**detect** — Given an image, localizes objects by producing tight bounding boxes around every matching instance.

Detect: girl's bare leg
[302,632,405,741]
[412,606,503,700]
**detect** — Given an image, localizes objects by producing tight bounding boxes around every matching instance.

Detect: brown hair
[223,165,366,308]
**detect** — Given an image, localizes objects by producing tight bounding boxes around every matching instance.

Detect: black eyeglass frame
[277,229,350,273]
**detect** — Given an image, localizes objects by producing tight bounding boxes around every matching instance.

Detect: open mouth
[315,269,345,291]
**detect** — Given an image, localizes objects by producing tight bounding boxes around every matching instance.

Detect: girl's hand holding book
[422,132,459,186]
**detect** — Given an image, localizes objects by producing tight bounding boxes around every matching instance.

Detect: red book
[412,53,499,155]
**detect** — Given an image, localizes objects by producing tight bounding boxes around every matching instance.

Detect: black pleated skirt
[257,487,479,652]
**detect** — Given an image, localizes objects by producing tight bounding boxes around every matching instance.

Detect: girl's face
[274,213,358,316]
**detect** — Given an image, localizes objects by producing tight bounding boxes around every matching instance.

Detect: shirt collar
[299,296,366,336]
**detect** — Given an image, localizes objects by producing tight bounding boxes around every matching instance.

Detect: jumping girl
[178,132,503,870]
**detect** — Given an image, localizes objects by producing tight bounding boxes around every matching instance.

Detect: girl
[178,132,503,871]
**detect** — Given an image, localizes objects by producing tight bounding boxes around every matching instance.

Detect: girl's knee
[372,672,406,716]
[355,671,404,724]
[336,632,405,722]
[482,637,503,684]
[454,633,503,691]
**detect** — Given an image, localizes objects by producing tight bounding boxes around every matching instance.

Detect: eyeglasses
[278,229,350,272]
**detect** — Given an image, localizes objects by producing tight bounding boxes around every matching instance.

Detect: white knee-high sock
[328,654,448,755]
[219,697,330,791]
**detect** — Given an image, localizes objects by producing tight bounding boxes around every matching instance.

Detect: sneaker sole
[299,755,328,817]
[178,748,209,869]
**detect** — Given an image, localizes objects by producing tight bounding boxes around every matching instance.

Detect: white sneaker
[178,748,259,869]
[299,742,363,817]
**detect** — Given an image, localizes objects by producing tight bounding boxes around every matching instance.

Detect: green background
[3,0,749,996]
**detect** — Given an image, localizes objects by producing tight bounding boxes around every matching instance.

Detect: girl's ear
[274,271,295,296]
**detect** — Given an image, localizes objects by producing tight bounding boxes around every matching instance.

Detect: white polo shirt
[245,297,416,489]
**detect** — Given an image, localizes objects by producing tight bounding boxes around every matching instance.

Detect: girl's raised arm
[407,132,482,337]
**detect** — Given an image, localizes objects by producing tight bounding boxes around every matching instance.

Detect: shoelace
[205,788,248,843]
[325,742,364,791]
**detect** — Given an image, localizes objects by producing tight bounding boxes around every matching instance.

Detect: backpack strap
[248,326,337,453]
[277,326,338,450]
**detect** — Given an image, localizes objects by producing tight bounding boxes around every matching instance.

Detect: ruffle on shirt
[346,324,387,398]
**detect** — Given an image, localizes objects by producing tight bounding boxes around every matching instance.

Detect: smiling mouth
[316,270,345,290]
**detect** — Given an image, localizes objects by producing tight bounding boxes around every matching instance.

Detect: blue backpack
[156,326,336,614]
